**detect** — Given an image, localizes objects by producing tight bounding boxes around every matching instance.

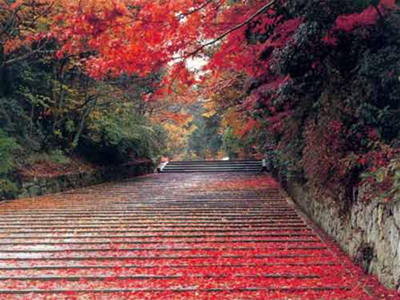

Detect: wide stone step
[165,160,262,164]
[160,160,264,173]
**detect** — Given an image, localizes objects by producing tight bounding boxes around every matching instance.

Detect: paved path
[0,173,398,299]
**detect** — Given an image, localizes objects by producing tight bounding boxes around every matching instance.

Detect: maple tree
[195,0,400,204]
[1,0,400,197]
[0,1,170,196]
[2,0,281,95]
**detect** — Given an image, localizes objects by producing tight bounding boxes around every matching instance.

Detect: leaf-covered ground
[0,173,398,299]
[17,156,97,179]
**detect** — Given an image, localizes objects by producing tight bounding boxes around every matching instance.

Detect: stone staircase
[0,173,396,299]
[159,160,264,173]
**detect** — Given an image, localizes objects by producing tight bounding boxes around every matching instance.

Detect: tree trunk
[72,98,96,149]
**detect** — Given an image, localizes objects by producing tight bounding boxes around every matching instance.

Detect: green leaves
[18,86,52,108]
[82,112,167,164]
[0,129,19,175]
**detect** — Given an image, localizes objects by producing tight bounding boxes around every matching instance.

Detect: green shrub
[48,150,71,165]
[0,130,19,175]
[80,113,167,164]
[0,178,18,200]
[222,127,243,159]
[25,150,71,166]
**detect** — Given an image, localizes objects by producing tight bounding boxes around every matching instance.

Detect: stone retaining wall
[16,161,155,199]
[275,172,400,291]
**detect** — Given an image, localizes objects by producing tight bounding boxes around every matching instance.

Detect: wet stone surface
[0,172,398,299]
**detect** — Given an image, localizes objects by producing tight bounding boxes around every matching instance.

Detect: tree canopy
[1,0,400,203]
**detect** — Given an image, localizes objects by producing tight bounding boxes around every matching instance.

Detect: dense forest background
[1,0,399,205]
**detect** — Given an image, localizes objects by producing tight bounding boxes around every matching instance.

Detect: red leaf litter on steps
[0,172,398,299]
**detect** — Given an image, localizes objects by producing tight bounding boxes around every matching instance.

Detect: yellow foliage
[202,109,216,118]
[163,120,197,158]
[221,109,244,136]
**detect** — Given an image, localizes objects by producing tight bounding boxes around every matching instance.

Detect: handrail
[157,161,169,173]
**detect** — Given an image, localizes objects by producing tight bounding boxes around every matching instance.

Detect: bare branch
[3,42,53,66]
[169,0,277,88]
[185,0,277,58]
